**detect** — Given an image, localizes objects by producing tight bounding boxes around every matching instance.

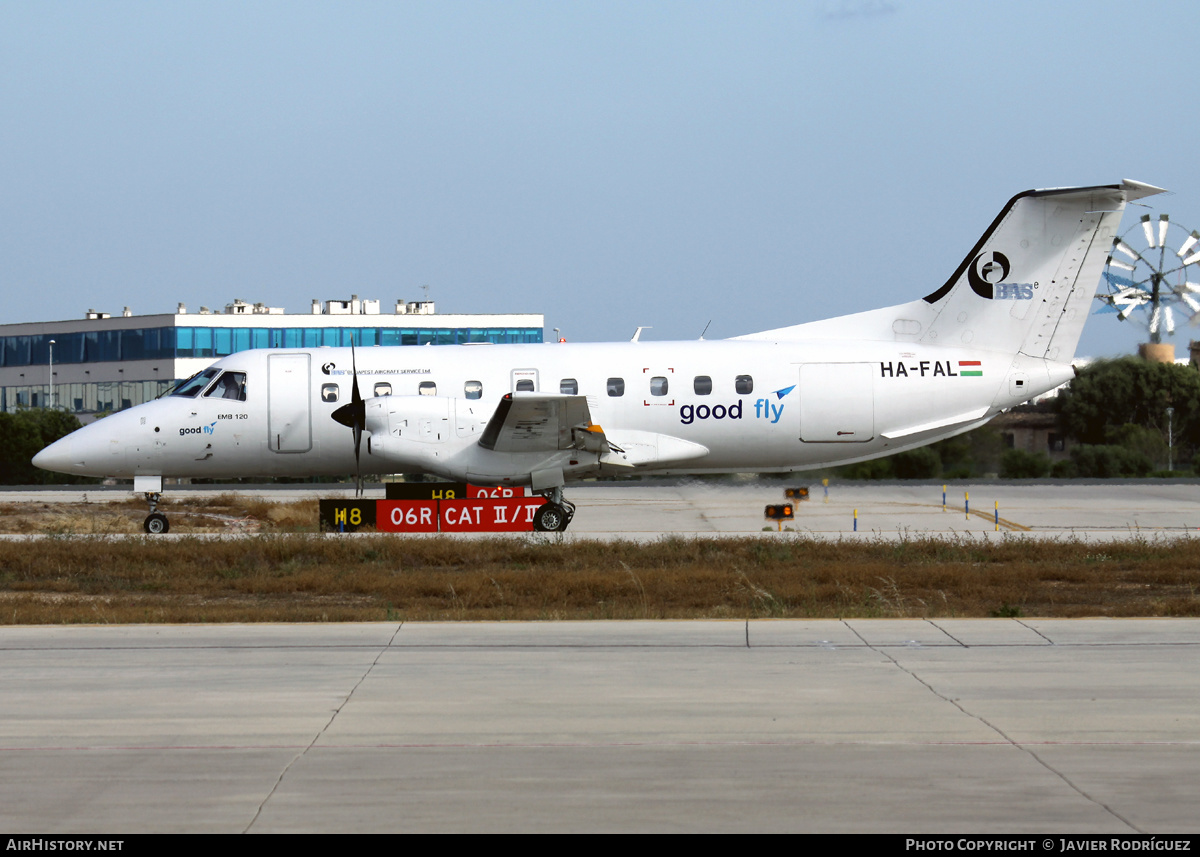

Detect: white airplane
[33,180,1163,533]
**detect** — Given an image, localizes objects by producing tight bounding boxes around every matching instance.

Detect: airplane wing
[478,393,596,453]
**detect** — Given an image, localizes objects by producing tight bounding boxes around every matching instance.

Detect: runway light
[784,487,810,501]
[764,504,794,520]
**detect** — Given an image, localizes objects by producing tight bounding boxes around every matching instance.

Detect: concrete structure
[0,297,543,416]
[0,619,1197,832]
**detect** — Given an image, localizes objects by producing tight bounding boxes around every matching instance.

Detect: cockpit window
[205,371,247,401]
[170,368,219,398]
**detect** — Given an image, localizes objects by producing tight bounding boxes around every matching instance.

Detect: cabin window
[607,377,625,397]
[560,378,578,395]
[515,379,535,392]
[694,376,712,395]
[321,383,339,403]
[373,382,392,397]
[464,380,483,399]
[650,376,669,396]
[735,375,753,395]
[419,381,437,396]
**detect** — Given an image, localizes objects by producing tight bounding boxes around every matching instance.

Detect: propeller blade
[1103,271,1137,289]
[1142,214,1157,248]
[330,337,367,497]
[1177,231,1200,260]
[350,339,363,497]
[1113,239,1140,261]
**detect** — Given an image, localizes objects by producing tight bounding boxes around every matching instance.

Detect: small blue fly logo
[754,385,794,424]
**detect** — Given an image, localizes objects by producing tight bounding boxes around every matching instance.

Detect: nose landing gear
[143,492,170,534]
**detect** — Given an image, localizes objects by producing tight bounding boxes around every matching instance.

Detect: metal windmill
[1099,214,1200,343]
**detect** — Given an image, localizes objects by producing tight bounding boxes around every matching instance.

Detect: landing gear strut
[143,492,170,534]
[533,487,575,532]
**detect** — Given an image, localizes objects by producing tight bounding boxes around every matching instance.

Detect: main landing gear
[533,487,575,532]
[143,492,170,534]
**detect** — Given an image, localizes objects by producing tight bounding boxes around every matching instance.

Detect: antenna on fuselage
[630,326,651,342]
[699,320,711,341]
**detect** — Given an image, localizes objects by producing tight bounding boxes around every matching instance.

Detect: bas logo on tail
[968,251,1010,298]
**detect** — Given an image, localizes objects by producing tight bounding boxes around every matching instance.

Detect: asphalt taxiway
[2,619,1198,833]
[5,479,1200,540]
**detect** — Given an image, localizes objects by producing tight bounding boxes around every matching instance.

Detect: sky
[1,0,1197,359]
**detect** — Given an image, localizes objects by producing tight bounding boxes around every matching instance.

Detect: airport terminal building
[0,297,544,417]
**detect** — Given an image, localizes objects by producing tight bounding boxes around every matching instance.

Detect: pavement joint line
[1018,618,1055,644]
[242,620,405,834]
[850,620,1145,835]
[925,619,967,647]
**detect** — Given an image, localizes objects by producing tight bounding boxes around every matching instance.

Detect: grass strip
[0,533,1196,623]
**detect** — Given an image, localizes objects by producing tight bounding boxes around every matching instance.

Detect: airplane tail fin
[919,179,1165,361]
[736,180,1166,363]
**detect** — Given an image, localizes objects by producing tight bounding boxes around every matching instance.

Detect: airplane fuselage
[35,338,1064,483]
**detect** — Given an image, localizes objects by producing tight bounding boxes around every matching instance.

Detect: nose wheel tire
[143,513,170,535]
[533,503,570,532]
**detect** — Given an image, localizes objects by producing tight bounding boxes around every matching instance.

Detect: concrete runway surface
[2,619,1198,833]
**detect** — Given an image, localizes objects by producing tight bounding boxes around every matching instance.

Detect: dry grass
[0,496,318,535]
[0,528,1198,624]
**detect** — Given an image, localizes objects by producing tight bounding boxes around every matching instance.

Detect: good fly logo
[680,400,742,425]
[680,385,794,426]
[179,421,218,437]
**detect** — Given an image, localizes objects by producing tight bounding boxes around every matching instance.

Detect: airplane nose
[32,436,77,474]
